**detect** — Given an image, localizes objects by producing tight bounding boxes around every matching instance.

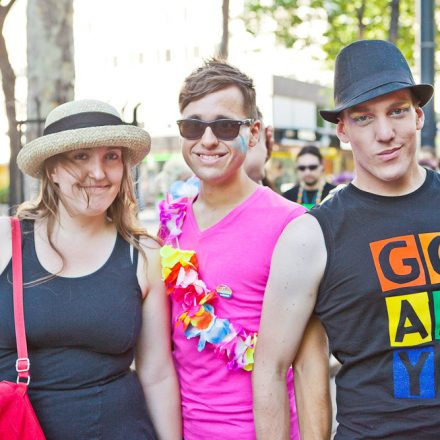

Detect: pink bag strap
[10,217,30,385]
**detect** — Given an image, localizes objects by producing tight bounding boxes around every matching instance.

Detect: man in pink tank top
[166,60,330,439]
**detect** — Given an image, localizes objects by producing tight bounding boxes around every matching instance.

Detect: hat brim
[17,124,151,178]
[320,83,434,124]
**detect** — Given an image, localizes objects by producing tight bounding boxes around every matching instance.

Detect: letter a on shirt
[386,292,432,347]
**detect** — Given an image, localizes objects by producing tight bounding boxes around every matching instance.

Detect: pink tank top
[171,186,306,439]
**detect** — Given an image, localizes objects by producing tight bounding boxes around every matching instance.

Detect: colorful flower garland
[159,193,257,371]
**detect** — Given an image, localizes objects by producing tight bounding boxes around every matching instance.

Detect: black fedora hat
[320,40,434,124]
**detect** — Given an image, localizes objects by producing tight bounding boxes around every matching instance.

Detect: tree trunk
[356,0,367,40]
[0,0,21,210]
[389,0,400,44]
[218,0,229,59]
[26,0,74,199]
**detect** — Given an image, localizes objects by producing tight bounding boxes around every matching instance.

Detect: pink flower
[176,267,198,288]
[158,194,189,246]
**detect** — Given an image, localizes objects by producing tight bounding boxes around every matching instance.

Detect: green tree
[244,0,417,65]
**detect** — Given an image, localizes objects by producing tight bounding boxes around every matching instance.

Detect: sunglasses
[176,118,253,140]
[297,164,320,171]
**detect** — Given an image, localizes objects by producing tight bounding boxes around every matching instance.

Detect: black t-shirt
[282,182,335,207]
[309,170,440,439]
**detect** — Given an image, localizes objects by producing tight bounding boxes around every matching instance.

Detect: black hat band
[44,111,125,136]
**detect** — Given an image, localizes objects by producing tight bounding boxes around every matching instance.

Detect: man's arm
[253,214,328,440]
[294,316,331,439]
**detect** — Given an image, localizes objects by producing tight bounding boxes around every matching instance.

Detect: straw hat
[17,99,151,178]
[320,40,434,124]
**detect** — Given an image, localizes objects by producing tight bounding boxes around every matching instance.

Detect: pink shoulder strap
[10,217,30,385]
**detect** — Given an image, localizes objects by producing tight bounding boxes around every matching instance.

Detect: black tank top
[0,220,156,439]
[309,170,440,439]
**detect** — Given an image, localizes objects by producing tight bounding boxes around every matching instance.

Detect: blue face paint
[232,134,249,154]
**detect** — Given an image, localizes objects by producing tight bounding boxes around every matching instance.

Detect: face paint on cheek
[232,134,249,154]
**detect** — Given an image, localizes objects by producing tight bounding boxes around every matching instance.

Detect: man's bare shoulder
[274,213,327,279]
[282,213,325,249]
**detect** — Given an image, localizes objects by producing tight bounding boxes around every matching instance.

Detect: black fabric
[309,170,440,439]
[43,112,124,135]
[0,221,156,440]
[282,182,335,205]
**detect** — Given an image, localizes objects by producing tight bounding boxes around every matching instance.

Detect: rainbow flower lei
[159,193,257,371]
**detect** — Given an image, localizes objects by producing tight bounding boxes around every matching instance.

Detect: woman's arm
[135,240,182,440]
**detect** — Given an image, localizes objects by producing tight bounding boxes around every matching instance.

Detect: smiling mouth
[79,185,111,191]
[379,146,402,156]
[195,152,227,161]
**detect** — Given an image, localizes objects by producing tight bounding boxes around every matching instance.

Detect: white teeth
[199,154,220,160]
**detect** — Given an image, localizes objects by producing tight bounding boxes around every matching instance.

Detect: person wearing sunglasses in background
[159,59,331,440]
[282,145,335,209]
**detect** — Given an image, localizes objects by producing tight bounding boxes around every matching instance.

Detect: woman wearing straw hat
[0,100,181,439]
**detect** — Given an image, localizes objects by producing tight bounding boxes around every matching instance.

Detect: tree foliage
[243,0,423,66]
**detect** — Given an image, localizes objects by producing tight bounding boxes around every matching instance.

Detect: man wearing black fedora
[253,40,439,439]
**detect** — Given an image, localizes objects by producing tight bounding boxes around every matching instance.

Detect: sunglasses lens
[178,119,249,140]
[212,120,241,140]
[178,120,204,139]
[298,164,319,171]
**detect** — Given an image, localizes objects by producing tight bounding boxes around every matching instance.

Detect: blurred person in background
[418,146,438,171]
[282,145,335,209]
[244,109,274,188]
[153,155,195,200]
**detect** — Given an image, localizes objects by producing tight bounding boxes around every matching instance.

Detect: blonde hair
[16,150,157,281]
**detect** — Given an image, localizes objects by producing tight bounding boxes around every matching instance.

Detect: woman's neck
[46,203,114,240]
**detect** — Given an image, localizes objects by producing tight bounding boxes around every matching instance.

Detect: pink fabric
[171,186,306,440]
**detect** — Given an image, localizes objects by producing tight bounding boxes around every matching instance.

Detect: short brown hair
[179,58,258,119]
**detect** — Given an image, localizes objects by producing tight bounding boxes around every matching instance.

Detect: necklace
[158,194,257,371]
[297,183,324,207]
